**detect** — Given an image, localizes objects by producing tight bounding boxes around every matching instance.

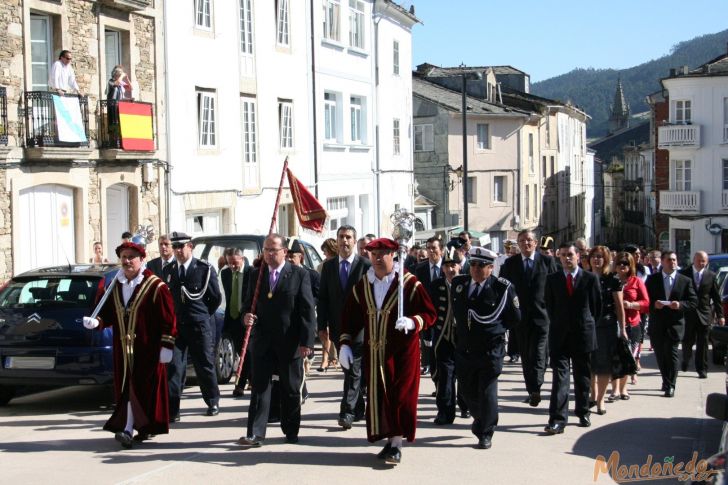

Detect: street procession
[1,0,728,483]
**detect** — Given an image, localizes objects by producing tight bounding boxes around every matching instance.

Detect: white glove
[339,344,354,370]
[83,317,99,329]
[395,317,415,335]
[159,347,173,364]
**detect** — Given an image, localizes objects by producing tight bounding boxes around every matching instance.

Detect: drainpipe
[162,0,172,232]
[373,10,381,234]
[309,0,320,198]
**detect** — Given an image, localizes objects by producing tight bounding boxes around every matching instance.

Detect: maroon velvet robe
[95,269,177,436]
[341,272,436,442]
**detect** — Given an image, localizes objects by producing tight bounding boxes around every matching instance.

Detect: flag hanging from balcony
[286,168,328,234]
[52,95,87,143]
[118,101,154,151]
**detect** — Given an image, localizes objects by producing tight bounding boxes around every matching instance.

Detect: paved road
[0,347,724,485]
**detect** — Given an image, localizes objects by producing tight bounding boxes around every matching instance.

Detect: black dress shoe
[169,414,180,423]
[376,442,392,459]
[285,434,299,444]
[115,431,133,449]
[477,436,492,449]
[544,423,565,435]
[664,387,675,397]
[460,410,471,419]
[698,372,708,379]
[579,415,591,427]
[353,412,365,422]
[338,415,353,430]
[206,404,219,416]
[596,408,607,415]
[133,432,154,442]
[434,415,454,425]
[529,392,541,407]
[268,415,280,423]
[681,361,688,372]
[232,387,244,398]
[384,446,402,464]
[237,435,264,447]
[589,400,597,408]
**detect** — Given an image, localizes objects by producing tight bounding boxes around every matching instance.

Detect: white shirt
[338,254,356,266]
[116,270,145,306]
[366,266,396,310]
[49,60,80,93]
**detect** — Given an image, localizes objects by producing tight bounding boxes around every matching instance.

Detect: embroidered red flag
[286,168,327,234]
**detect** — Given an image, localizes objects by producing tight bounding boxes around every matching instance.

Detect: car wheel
[216,333,237,384]
[713,342,727,366]
[0,385,17,406]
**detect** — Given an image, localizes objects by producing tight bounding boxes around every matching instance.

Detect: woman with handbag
[587,246,627,415]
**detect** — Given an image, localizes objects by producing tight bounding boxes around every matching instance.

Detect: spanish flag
[118,101,154,151]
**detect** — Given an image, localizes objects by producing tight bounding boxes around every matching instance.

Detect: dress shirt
[116,269,145,306]
[49,60,80,92]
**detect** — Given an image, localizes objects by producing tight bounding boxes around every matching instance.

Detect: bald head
[693,251,708,271]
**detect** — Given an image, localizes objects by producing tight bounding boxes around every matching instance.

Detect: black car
[705,325,728,483]
[0,264,118,405]
[191,234,323,383]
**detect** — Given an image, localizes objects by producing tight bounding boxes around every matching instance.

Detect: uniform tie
[470,282,481,299]
[566,273,574,297]
[339,260,349,290]
[230,271,240,319]
[179,264,186,283]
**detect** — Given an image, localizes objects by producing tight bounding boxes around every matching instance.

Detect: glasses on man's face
[263,247,284,254]
[63,56,72,60]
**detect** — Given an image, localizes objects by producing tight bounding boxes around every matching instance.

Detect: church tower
[608,78,630,134]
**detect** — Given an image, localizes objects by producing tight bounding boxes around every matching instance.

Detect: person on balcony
[49,50,82,96]
[107,65,132,101]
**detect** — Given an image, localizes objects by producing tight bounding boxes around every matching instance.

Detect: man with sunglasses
[451,247,521,449]
[49,49,82,96]
[164,231,222,421]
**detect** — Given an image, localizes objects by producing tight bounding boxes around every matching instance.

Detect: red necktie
[566,273,574,297]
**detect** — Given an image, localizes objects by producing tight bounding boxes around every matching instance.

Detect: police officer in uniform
[164,231,223,420]
[452,247,521,449]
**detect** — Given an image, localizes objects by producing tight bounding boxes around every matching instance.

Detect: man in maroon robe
[340,237,436,464]
[83,241,177,449]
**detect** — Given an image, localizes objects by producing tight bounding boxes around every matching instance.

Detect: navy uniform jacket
[163,258,222,325]
[431,276,456,353]
[451,274,521,354]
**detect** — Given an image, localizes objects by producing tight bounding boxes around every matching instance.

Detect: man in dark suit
[220,247,251,397]
[317,225,371,430]
[146,234,175,278]
[415,236,444,376]
[164,231,223,420]
[646,250,698,397]
[237,234,316,446]
[544,242,601,434]
[680,251,725,378]
[499,230,558,406]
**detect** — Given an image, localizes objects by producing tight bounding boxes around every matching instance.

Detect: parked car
[191,234,323,385]
[705,325,728,483]
[0,264,118,405]
[709,254,728,365]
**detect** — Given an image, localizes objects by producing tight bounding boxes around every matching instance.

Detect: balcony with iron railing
[659,190,701,213]
[24,91,90,151]
[658,123,700,149]
[97,100,155,158]
[0,86,7,146]
[96,0,151,12]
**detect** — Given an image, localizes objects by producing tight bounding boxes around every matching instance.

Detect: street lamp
[459,64,482,232]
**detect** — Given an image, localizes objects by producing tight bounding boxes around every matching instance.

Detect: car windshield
[0,277,98,308]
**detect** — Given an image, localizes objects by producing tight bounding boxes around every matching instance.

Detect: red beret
[115,241,147,258]
[365,238,399,252]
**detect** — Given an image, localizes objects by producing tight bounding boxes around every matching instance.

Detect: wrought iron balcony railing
[0,86,7,146]
[24,91,89,148]
[98,99,155,151]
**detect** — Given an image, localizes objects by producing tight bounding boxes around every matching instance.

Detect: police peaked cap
[469,246,497,265]
[170,231,192,244]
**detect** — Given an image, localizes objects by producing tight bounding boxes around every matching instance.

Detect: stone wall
[133,15,155,101]
[0,0,23,145]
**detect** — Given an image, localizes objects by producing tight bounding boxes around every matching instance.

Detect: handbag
[611,337,638,379]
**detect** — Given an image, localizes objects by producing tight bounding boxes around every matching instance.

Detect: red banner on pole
[286,168,327,234]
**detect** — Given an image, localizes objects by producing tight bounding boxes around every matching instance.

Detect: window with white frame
[278,100,293,149]
[674,100,691,124]
[723,159,728,190]
[545,118,551,147]
[239,0,253,54]
[197,89,216,148]
[524,184,530,219]
[672,160,691,191]
[324,92,337,141]
[195,0,212,30]
[327,196,349,231]
[241,96,257,186]
[323,0,340,42]
[723,97,728,141]
[276,0,290,46]
[476,123,489,149]
[528,133,534,173]
[349,0,364,49]
[350,96,363,143]
[414,124,434,152]
[393,40,399,75]
[393,118,400,155]
[467,176,477,204]
[493,176,506,202]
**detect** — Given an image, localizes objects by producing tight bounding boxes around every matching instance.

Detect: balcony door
[105,30,122,80]
[18,184,76,273]
[106,183,130,263]
[30,14,52,91]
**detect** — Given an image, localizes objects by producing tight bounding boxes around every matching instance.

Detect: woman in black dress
[587,246,627,415]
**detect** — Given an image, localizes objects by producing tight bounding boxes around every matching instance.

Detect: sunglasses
[617,261,630,267]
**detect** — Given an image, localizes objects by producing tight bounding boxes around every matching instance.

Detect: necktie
[524,258,533,277]
[566,273,574,296]
[694,271,701,288]
[270,269,278,292]
[432,265,440,281]
[179,264,186,283]
[470,282,481,298]
[230,271,240,319]
[664,275,672,298]
[339,260,349,290]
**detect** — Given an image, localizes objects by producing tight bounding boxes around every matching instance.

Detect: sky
[409,0,728,82]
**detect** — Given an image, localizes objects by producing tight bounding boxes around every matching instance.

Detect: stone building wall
[0,0,23,146]
[133,15,156,100]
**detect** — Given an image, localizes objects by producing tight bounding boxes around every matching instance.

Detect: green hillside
[531,29,728,137]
